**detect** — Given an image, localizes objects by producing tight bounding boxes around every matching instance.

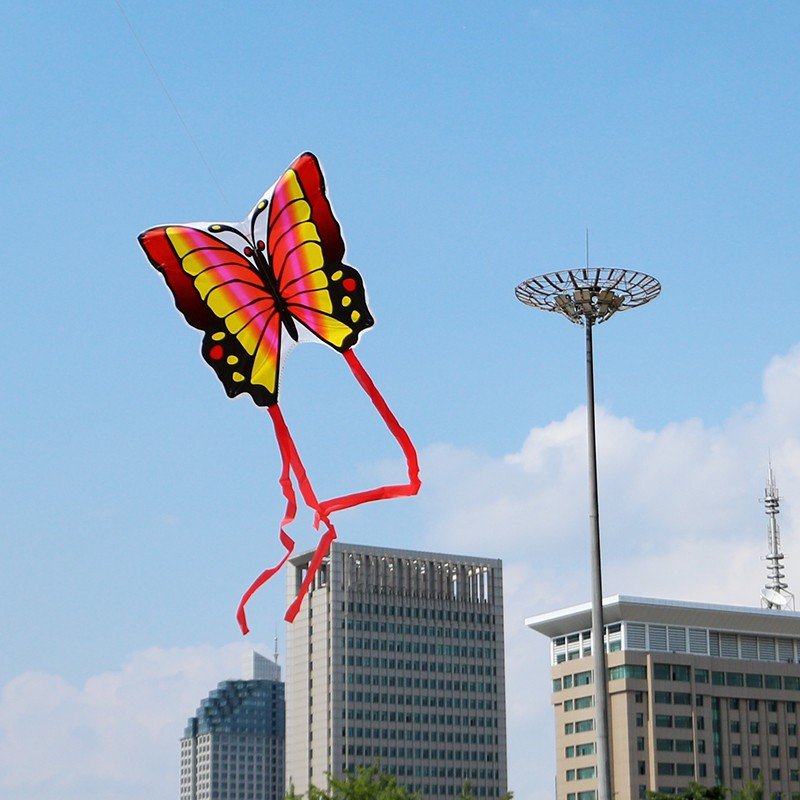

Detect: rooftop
[526,594,800,639]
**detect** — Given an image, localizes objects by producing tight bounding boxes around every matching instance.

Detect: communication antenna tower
[274,628,280,664]
[761,463,794,610]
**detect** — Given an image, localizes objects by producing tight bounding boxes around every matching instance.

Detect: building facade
[180,652,285,800]
[527,595,800,799]
[286,541,508,798]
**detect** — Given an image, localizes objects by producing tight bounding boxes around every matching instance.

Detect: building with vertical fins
[180,651,285,800]
[285,542,508,798]
[527,467,800,800]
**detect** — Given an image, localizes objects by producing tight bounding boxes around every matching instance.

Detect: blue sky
[2,3,800,798]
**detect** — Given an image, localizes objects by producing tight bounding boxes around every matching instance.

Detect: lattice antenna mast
[274,628,280,664]
[761,464,794,610]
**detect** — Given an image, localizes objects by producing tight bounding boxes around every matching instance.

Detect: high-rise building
[285,541,508,798]
[181,651,285,800]
[527,595,800,799]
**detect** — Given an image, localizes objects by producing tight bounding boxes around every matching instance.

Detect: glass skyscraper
[180,652,285,800]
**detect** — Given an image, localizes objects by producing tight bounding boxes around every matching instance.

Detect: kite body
[139,153,420,632]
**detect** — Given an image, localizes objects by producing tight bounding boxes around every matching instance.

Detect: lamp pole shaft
[585,318,612,800]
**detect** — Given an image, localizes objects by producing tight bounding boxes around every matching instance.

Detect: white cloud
[417,343,800,799]
[6,346,800,800]
[0,642,267,800]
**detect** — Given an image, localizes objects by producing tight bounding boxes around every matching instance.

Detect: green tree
[731,780,762,800]
[285,768,513,800]
[647,783,728,799]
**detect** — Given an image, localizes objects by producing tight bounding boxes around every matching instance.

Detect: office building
[527,595,800,799]
[285,541,508,798]
[180,651,285,800]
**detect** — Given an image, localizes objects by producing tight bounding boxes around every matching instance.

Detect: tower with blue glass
[180,652,285,800]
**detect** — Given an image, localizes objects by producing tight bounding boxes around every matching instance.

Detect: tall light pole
[515,267,660,800]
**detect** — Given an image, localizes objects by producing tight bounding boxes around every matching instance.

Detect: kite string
[113,0,230,210]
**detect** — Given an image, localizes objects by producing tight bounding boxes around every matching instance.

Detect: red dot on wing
[209,344,224,360]
[342,278,357,292]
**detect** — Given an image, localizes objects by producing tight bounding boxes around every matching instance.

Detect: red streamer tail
[236,406,297,634]
[317,350,421,518]
[237,351,420,631]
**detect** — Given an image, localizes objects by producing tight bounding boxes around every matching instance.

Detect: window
[695,669,709,684]
[576,742,595,757]
[712,671,725,686]
[566,769,575,782]
[732,744,741,756]
[635,691,644,703]
[677,763,694,777]
[675,716,692,729]
[609,664,647,681]
[564,700,574,712]
[726,673,744,687]
[768,701,778,713]
[575,720,593,733]
[729,698,740,710]
[655,692,672,704]
[657,739,674,752]
[696,694,704,707]
[766,675,782,690]
[675,739,693,753]
[574,671,592,686]
[654,664,671,681]
[733,767,743,780]
[749,699,759,712]
[672,665,691,682]
[698,740,706,754]
[566,746,575,758]
[752,768,761,780]
[790,746,798,759]
[564,675,573,689]
[565,723,574,735]
[771,746,780,758]
[656,715,673,728]
[575,696,592,710]
[746,673,763,689]
[638,761,646,775]
[731,721,741,733]
[790,724,798,736]
[576,767,595,780]
[636,713,644,728]
[674,692,691,705]
[751,722,760,735]
[772,768,781,781]
[770,722,779,735]
[637,737,645,752]
[658,763,675,776]
[752,745,761,757]
[553,679,562,692]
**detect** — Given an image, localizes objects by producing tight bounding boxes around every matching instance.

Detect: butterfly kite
[138,153,420,633]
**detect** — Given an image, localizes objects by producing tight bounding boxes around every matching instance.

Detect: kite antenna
[761,461,795,610]
[274,627,279,664]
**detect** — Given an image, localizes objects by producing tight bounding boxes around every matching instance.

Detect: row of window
[346,601,495,625]
[345,619,496,639]
[343,677,495,694]
[565,742,596,758]
[729,719,796,735]
[343,689,498,711]
[342,745,501,765]
[731,767,799,782]
[343,727,497,744]
[563,696,593,712]
[345,641,497,658]
[339,761,500,785]
[341,658,498,676]
[565,766,596,781]
[343,710,491,726]
[730,742,791,757]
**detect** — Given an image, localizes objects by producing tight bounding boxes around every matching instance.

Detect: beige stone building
[527,595,800,799]
[285,541,508,798]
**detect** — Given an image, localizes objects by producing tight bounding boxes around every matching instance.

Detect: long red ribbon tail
[317,349,421,519]
[236,405,297,635]
[280,416,338,623]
